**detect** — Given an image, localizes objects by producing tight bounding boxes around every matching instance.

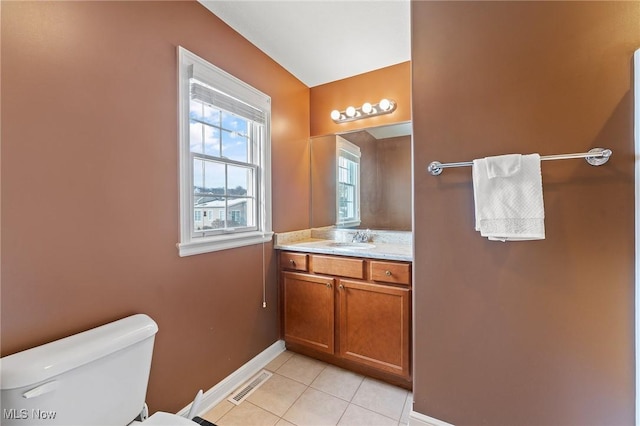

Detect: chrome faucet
[352,229,371,243]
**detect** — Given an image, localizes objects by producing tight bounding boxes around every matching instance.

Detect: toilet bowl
[1,314,198,426]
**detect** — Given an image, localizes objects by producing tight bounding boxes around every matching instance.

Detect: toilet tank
[1,314,159,426]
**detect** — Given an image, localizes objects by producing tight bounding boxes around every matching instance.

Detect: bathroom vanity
[275,229,412,389]
[280,123,413,387]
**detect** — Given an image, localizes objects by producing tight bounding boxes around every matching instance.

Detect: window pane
[338,183,356,222]
[209,204,226,230]
[194,208,205,231]
[194,159,224,194]
[190,100,203,121]
[338,157,357,185]
[190,121,203,154]
[203,160,225,195]
[193,158,204,189]
[194,195,226,231]
[204,126,220,157]
[221,111,248,136]
[348,162,357,183]
[227,165,253,196]
[221,111,250,162]
[227,198,254,227]
[243,197,256,227]
[203,104,221,126]
[222,131,249,163]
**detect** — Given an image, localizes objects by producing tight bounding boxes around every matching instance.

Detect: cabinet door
[338,279,410,378]
[283,272,335,354]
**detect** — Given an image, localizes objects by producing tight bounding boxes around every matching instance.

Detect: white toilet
[0,314,197,425]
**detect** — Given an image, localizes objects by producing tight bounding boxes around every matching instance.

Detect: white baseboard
[409,410,455,426]
[176,339,286,418]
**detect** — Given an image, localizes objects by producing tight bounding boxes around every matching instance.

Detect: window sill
[337,220,361,228]
[177,231,274,257]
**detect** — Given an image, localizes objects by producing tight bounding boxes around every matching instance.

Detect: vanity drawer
[280,252,308,272]
[312,255,365,279]
[370,261,411,286]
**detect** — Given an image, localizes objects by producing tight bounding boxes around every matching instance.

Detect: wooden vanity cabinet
[282,271,334,354]
[279,251,412,385]
[338,279,410,378]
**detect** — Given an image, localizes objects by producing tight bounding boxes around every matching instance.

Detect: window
[336,137,361,227]
[178,47,272,256]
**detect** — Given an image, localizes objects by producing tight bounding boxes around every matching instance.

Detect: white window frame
[336,136,361,227]
[177,47,272,257]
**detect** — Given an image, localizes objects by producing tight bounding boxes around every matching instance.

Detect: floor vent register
[227,370,273,405]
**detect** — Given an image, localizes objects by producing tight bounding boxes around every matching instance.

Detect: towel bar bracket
[427,161,444,176]
[584,147,612,166]
[426,147,612,176]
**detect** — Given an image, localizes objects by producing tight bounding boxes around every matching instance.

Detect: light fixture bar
[330,99,397,123]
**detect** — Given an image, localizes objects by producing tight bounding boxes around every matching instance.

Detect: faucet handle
[352,229,372,243]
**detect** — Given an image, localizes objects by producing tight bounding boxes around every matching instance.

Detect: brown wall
[310,135,337,228]
[412,2,638,425]
[310,62,411,137]
[377,135,412,231]
[341,133,412,230]
[1,1,309,414]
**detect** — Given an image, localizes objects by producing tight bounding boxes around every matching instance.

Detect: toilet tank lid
[1,314,158,390]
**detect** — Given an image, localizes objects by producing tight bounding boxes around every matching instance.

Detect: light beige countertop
[274,227,413,262]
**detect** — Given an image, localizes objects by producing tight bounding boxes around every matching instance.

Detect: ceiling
[198,0,411,88]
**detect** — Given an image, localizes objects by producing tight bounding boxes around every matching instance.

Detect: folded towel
[472,153,545,241]
[485,154,522,178]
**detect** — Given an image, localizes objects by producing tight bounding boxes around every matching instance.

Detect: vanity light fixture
[330,98,397,123]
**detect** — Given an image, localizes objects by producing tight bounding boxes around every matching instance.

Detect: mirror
[310,122,412,231]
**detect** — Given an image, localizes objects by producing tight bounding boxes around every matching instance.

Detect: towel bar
[427,147,612,176]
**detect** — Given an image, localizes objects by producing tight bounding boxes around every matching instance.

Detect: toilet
[0,314,197,425]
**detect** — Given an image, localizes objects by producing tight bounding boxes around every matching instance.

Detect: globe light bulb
[330,109,341,121]
[379,98,391,111]
[345,106,356,118]
[362,102,373,114]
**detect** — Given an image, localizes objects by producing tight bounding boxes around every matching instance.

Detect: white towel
[472,153,545,241]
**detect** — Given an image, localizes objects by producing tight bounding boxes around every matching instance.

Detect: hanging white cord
[262,237,267,308]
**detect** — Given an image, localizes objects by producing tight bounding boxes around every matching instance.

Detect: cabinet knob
[385,270,392,276]
[339,284,344,290]
[289,259,295,265]
[326,283,332,289]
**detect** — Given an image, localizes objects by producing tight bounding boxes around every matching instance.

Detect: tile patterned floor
[201,351,412,426]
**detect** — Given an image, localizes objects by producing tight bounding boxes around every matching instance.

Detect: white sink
[326,242,376,250]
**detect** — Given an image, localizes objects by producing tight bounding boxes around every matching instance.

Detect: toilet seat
[137,411,198,425]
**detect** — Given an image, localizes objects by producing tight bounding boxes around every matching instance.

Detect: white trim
[176,340,286,418]
[177,231,273,257]
[633,47,639,426]
[409,410,455,426]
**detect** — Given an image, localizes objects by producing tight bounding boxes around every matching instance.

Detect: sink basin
[326,242,376,250]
